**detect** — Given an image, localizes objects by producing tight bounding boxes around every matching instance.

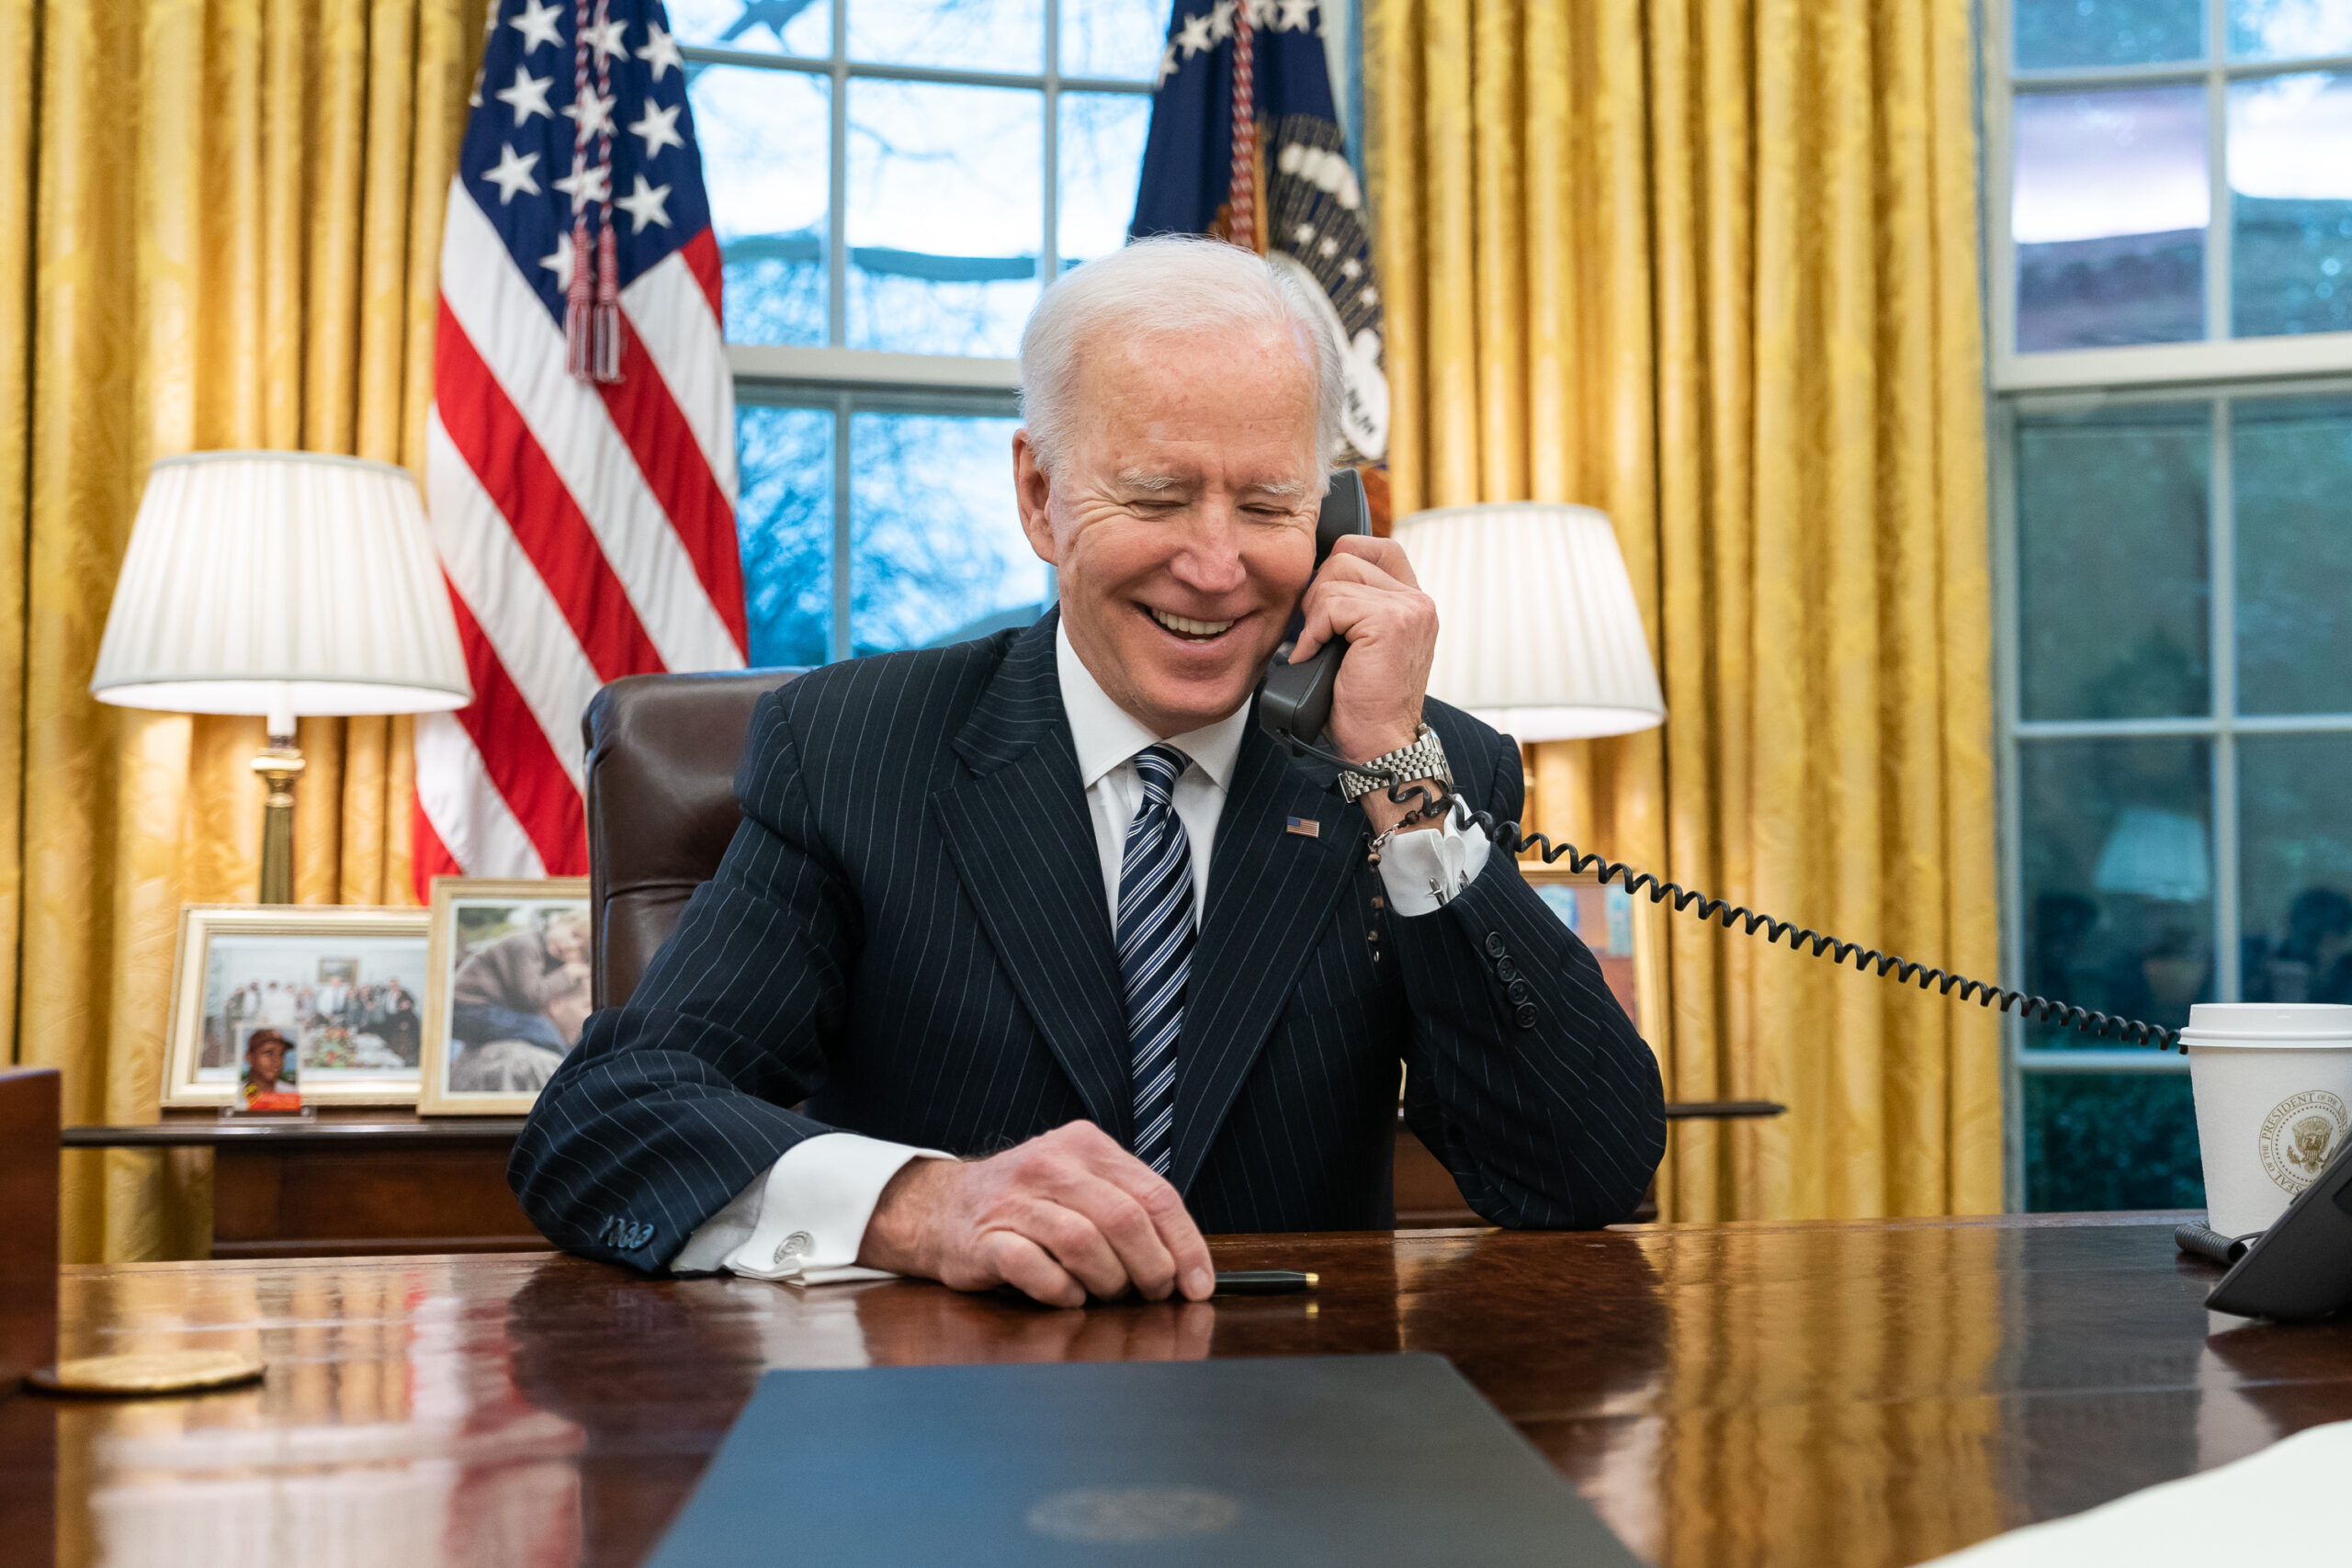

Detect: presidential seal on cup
[2182,1003,2352,1238]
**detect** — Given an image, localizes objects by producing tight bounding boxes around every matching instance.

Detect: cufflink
[772,1230,814,1269]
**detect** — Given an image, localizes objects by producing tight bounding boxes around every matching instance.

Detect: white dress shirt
[674,622,1491,1281]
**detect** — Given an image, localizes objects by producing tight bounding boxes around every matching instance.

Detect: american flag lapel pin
[1285,816,1319,838]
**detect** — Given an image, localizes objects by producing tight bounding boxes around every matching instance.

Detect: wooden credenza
[63,1113,545,1258]
[65,1101,1783,1257]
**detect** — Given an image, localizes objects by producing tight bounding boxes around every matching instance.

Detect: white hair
[1019,234,1343,479]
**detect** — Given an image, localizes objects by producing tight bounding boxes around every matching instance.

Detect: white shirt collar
[1056,619,1250,794]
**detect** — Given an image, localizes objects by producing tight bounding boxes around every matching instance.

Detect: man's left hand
[1289,536,1438,829]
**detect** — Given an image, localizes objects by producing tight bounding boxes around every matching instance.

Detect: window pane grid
[2016,713,2352,737]
[683,5,1155,356]
[2001,378,2352,1222]
[2209,394,2241,1009]
[2009,384,2352,1049]
[709,2,1156,667]
[2012,51,2352,86]
[739,387,1030,664]
[678,39,1159,94]
[1993,13,2352,1205]
[1997,0,2352,372]
[706,3,1162,671]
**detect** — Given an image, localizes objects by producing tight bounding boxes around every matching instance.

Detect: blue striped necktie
[1117,744,1193,1176]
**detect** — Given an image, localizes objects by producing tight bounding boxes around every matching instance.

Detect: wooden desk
[12,1213,2346,1568]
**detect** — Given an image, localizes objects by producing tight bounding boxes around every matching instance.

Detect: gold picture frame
[418,876,594,1116]
[162,905,433,1109]
[1518,863,1665,1036]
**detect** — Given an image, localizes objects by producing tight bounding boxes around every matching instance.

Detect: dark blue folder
[645,1352,1644,1565]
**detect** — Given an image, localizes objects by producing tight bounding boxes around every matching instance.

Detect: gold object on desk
[28,1348,265,1397]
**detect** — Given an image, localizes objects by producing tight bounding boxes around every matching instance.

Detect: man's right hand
[857,1122,1216,1308]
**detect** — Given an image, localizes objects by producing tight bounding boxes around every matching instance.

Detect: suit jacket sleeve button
[1496,956,1520,982]
[1507,979,1532,1003]
[1514,1002,1538,1030]
[1485,932,1507,957]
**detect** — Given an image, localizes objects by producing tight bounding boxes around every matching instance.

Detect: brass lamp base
[253,738,305,905]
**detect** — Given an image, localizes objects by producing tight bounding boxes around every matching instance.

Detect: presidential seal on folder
[645,1353,1643,1566]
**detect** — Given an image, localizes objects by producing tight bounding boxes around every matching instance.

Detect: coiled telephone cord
[1318,740,2183,1053]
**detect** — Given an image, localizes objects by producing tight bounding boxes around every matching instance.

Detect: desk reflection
[854,1282,1218,1365]
[53,1219,2334,1568]
[1629,1222,2009,1568]
[61,1261,580,1568]
[1391,1229,1667,1559]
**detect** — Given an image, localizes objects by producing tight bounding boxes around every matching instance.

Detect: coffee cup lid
[2178,1002,2352,1046]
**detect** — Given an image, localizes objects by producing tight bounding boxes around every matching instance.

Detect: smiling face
[1014,323,1322,738]
[244,1032,288,1090]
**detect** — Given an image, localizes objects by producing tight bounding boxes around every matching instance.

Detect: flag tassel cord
[1227,0,1259,253]
[566,0,625,385]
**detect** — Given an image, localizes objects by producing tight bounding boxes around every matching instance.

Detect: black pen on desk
[1212,1269,1317,1295]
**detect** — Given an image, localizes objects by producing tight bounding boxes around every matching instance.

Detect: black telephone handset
[1253,467,2180,1055]
[2201,1134,2352,1320]
[1258,468,1371,755]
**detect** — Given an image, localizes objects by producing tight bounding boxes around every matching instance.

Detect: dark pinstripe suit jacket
[511,611,1667,1270]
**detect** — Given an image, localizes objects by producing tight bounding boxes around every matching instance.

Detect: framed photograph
[419,877,594,1116]
[1521,865,1664,1035]
[162,906,433,1109]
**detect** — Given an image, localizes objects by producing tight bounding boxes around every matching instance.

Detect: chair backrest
[0,1066,58,1387]
[581,670,803,1009]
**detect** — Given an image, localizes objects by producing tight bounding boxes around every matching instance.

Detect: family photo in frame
[418,877,594,1115]
[162,906,433,1109]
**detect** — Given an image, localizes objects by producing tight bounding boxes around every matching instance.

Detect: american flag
[416,0,745,892]
[1131,0,1386,465]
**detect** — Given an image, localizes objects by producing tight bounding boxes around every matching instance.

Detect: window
[1990,2,2352,1209]
[1993,0,2352,387]
[676,0,1167,662]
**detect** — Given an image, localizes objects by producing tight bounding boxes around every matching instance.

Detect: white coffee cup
[2181,1002,2352,1237]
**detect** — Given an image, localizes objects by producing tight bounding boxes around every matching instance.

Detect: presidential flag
[417,0,746,892]
[1131,0,1386,464]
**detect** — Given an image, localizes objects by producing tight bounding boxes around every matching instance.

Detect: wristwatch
[1338,724,1453,805]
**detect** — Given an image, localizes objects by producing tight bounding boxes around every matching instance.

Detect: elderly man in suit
[511,235,1666,1305]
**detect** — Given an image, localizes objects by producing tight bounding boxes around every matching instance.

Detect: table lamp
[88,451,472,904]
[1389,502,1668,742]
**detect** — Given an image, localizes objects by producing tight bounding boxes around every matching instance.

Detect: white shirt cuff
[672,1133,952,1285]
[1377,807,1492,917]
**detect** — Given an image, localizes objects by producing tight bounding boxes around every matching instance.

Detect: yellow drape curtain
[0,0,482,1261]
[1367,0,2002,1219]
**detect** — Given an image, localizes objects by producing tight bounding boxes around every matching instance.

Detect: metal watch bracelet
[1339,724,1453,805]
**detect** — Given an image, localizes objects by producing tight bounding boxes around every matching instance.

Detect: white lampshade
[90,451,471,730]
[1391,502,1666,742]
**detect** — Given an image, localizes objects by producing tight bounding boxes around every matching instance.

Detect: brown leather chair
[581,670,804,1009]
